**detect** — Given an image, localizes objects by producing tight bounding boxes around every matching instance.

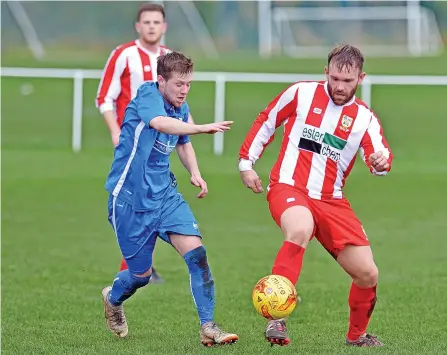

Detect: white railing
[2,67,447,154]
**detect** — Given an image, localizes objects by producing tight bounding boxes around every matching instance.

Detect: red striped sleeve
[357,100,393,175]
[238,83,300,169]
[95,42,134,112]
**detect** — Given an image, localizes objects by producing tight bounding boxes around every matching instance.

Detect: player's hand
[369,151,390,172]
[111,129,121,147]
[240,170,264,194]
[190,174,208,199]
[200,121,233,134]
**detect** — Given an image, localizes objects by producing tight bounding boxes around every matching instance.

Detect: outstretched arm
[136,84,232,136]
[150,116,232,136]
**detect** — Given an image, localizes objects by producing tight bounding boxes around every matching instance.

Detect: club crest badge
[340,115,353,132]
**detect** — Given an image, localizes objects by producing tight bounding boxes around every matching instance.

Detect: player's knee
[130,274,151,288]
[184,246,209,268]
[355,265,379,288]
[134,266,153,278]
[280,206,314,247]
[184,246,213,275]
[171,235,203,257]
[283,224,313,247]
[131,267,153,288]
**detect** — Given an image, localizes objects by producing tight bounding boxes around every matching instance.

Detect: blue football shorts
[107,191,201,274]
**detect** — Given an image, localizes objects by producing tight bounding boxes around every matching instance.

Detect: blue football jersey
[105,82,190,211]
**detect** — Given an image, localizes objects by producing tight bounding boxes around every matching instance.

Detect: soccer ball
[252,275,298,320]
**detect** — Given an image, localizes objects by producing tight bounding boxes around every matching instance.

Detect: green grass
[2,56,447,354]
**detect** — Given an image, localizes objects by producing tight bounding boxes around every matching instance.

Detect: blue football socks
[184,246,215,325]
[108,269,151,306]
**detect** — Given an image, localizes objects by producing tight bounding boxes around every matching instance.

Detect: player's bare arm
[187,112,195,124]
[240,170,263,194]
[176,142,208,198]
[102,110,121,146]
[238,158,263,193]
[149,116,232,135]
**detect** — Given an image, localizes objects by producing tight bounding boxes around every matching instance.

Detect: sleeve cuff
[371,167,389,176]
[99,102,114,114]
[238,159,253,172]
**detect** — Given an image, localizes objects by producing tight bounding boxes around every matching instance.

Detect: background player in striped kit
[238,44,392,347]
[96,3,193,281]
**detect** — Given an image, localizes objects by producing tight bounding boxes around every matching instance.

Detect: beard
[327,82,357,106]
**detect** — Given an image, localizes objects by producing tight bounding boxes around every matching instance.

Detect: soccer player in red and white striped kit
[96,3,192,282]
[239,44,392,347]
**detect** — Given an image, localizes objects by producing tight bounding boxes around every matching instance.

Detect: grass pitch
[2,55,447,354]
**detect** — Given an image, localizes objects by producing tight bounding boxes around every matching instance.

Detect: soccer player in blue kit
[101,51,238,346]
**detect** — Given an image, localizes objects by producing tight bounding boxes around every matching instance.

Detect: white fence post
[258,0,273,58]
[6,1,46,60]
[213,74,226,155]
[72,70,84,153]
[361,77,372,106]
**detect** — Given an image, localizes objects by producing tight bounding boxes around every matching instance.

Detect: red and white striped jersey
[239,81,393,200]
[95,40,171,125]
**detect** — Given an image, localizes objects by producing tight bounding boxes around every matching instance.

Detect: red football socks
[272,241,305,285]
[347,282,377,341]
[119,258,128,271]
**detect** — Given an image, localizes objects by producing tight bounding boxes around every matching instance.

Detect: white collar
[135,39,161,56]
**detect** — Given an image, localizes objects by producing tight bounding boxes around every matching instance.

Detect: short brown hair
[157,52,194,81]
[328,44,364,72]
[137,3,165,22]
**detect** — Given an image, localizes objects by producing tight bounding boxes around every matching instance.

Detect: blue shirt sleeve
[136,83,166,126]
[177,102,191,145]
